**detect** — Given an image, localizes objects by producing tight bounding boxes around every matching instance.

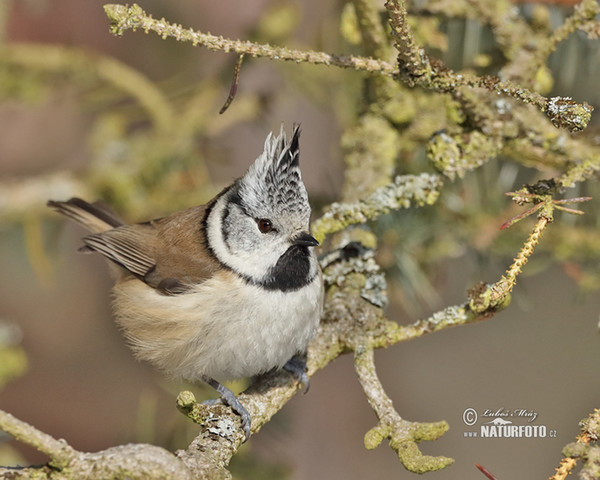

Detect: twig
[383,0,593,132]
[476,463,499,480]
[549,408,600,480]
[354,348,453,473]
[471,215,549,312]
[103,3,592,132]
[219,54,244,114]
[557,154,600,189]
[103,4,396,76]
[350,0,392,60]
[0,409,78,469]
[312,173,443,243]
[532,0,600,76]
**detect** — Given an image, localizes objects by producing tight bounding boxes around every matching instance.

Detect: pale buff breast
[111,269,323,382]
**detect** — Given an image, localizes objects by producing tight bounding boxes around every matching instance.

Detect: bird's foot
[200,376,251,442]
[283,355,310,393]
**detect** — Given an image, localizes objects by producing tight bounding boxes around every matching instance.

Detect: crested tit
[48,125,323,439]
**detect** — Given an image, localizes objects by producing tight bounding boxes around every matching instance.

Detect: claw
[283,356,310,393]
[200,375,251,442]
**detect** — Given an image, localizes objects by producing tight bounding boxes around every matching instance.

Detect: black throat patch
[258,244,314,292]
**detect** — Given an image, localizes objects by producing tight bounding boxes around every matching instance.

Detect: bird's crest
[239,124,310,221]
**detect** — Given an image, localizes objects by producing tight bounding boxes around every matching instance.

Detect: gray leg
[200,375,251,442]
[283,355,310,393]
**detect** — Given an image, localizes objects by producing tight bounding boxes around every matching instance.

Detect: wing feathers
[49,198,222,295]
[47,198,124,232]
[83,227,156,278]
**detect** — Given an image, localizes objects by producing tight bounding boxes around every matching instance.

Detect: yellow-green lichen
[341,115,401,200]
[313,173,443,243]
[427,130,501,180]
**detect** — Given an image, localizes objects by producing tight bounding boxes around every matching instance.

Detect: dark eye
[257,218,274,233]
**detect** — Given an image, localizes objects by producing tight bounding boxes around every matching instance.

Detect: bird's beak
[292,232,320,247]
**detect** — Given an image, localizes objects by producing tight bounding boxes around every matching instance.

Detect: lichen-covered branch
[0,416,192,480]
[103,3,592,133]
[531,0,600,80]
[354,348,452,473]
[0,410,77,470]
[384,0,593,132]
[312,173,443,243]
[558,154,600,189]
[103,4,397,76]
[550,408,600,480]
[471,215,548,312]
[349,0,392,61]
[318,241,509,472]
[416,0,600,95]
[338,0,407,203]
[427,129,503,180]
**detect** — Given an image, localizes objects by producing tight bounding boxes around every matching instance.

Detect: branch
[0,408,193,479]
[354,348,452,473]
[103,4,397,76]
[0,410,77,469]
[103,3,592,133]
[414,0,600,92]
[558,154,600,189]
[550,408,600,480]
[349,0,392,60]
[312,173,443,243]
[531,0,600,79]
[471,214,549,312]
[384,0,593,132]
[317,242,508,472]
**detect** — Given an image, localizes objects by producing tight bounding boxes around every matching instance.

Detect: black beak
[293,232,320,247]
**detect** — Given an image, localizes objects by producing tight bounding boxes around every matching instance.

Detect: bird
[47,124,323,440]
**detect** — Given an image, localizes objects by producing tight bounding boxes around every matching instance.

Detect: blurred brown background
[1,1,600,479]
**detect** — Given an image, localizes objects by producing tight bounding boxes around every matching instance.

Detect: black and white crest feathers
[238,124,310,222]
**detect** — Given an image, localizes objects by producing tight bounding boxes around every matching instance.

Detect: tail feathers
[47,197,124,233]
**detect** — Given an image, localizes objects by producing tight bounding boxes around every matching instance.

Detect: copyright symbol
[463,408,478,426]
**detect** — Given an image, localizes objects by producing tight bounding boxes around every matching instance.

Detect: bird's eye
[257,218,274,233]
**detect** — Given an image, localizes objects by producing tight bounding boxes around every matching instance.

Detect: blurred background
[1,0,599,479]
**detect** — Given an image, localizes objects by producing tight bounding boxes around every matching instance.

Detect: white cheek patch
[206,194,284,282]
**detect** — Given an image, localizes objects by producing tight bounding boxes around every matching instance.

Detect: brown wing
[145,204,223,293]
[51,199,222,295]
[82,225,156,278]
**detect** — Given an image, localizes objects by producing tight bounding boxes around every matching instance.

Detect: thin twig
[0,409,78,468]
[549,408,600,480]
[103,3,592,132]
[383,0,593,132]
[219,54,244,114]
[476,463,499,480]
[103,4,397,76]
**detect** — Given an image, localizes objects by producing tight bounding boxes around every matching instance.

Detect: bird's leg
[200,375,251,442]
[283,355,310,393]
